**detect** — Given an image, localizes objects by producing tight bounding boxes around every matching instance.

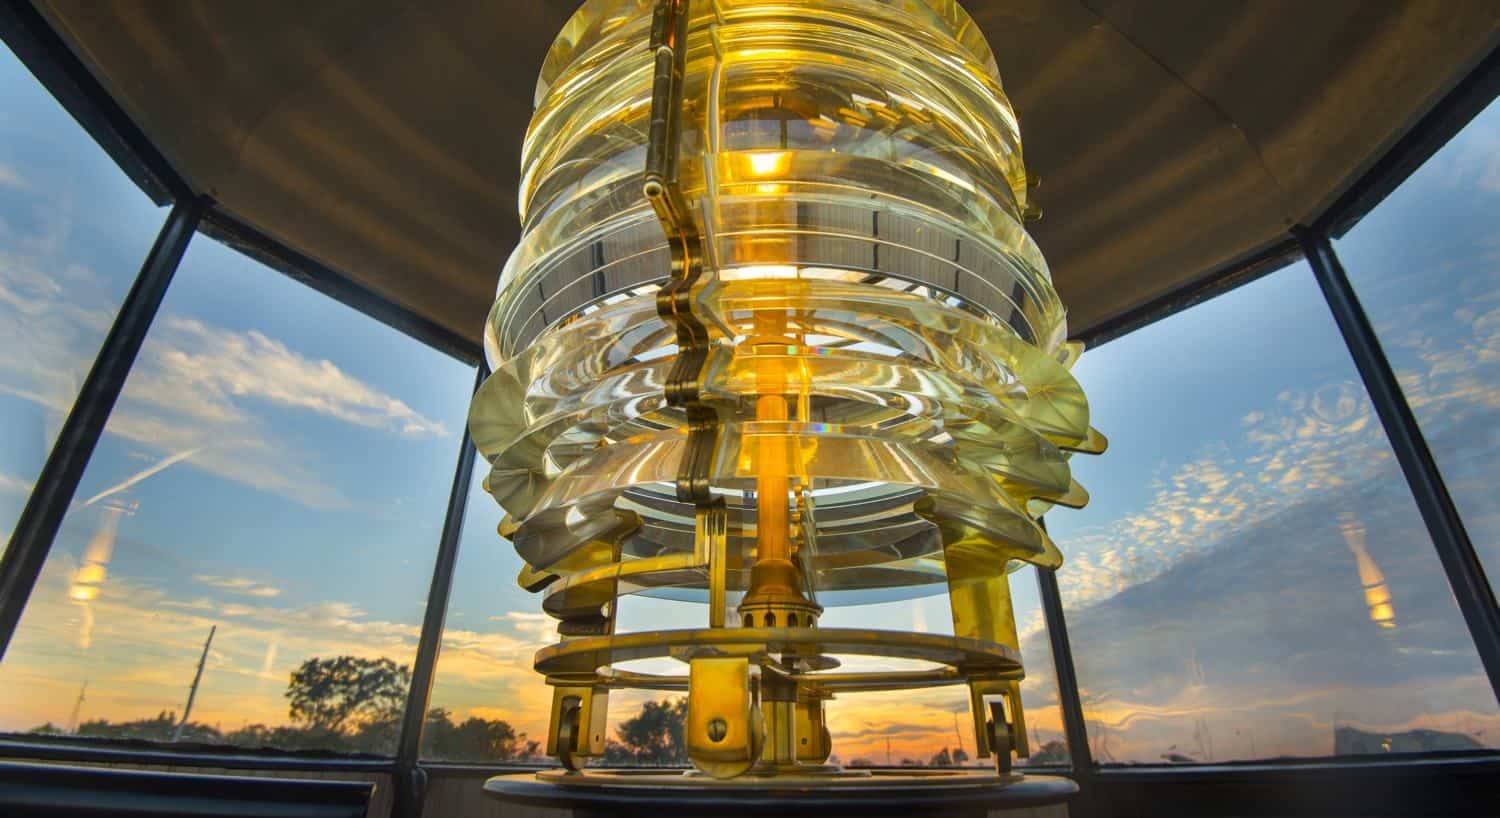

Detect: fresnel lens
[469,0,1104,791]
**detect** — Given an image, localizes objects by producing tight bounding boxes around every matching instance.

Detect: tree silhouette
[1026,739,1068,765]
[19,654,533,761]
[606,697,687,765]
[286,656,410,733]
[928,745,972,767]
[422,707,540,761]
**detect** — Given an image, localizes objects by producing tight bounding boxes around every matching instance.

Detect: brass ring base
[484,770,1080,817]
[533,767,1026,790]
[536,626,1022,686]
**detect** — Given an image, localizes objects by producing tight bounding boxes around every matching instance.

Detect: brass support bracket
[687,656,764,777]
[543,540,621,768]
[695,497,729,627]
[795,689,833,764]
[645,0,722,508]
[970,679,1028,771]
[547,684,610,771]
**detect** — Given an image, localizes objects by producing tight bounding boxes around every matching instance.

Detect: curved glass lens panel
[467,0,1099,776]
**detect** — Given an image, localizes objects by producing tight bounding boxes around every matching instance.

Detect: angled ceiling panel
[31,0,1500,348]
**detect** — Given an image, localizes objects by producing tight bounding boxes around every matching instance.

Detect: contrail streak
[79,447,202,508]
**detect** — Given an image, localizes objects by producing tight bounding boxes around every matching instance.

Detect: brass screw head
[707,718,728,742]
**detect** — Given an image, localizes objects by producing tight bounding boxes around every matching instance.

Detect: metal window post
[392,365,486,818]
[1035,565,1095,777]
[0,197,204,663]
[1294,227,1500,703]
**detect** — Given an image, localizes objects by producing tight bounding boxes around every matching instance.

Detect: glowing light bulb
[744,150,791,178]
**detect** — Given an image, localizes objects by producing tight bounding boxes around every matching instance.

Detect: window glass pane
[0,45,166,549]
[427,471,752,767]
[1045,260,1500,764]
[1334,98,1500,582]
[428,466,1069,768]
[817,568,1067,768]
[1014,569,1070,767]
[424,462,551,764]
[0,236,473,754]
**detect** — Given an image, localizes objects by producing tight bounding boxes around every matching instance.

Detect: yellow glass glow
[469,0,1104,782]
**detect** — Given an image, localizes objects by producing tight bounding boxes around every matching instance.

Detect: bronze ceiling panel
[32,0,1500,349]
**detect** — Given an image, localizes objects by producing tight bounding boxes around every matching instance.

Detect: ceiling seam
[1075,0,1296,225]
[224,1,422,196]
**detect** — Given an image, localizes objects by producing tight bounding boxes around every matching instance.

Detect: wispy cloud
[487,611,554,642]
[0,470,33,495]
[1041,281,1500,762]
[0,558,435,731]
[1057,379,1387,613]
[0,237,450,509]
[192,574,282,599]
[149,317,447,439]
[1443,117,1500,194]
[0,161,27,191]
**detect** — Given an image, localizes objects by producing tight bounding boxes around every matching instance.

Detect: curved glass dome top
[490,0,1052,362]
[471,0,1104,608]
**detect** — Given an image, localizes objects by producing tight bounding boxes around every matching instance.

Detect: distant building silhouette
[1335,726,1482,755]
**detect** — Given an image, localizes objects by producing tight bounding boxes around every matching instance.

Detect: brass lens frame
[469,0,1104,783]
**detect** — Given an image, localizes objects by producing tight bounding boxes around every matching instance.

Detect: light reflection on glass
[1047,260,1500,764]
[1338,514,1396,630]
[1334,98,1500,585]
[0,45,163,552]
[0,236,473,754]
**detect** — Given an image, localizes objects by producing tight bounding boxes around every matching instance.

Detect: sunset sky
[1,43,1496,766]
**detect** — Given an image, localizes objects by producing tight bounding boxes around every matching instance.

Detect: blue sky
[0,45,475,738]
[1041,99,1500,762]
[1,40,1497,766]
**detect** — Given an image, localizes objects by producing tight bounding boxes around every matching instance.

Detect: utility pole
[173,625,215,742]
[67,679,87,734]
